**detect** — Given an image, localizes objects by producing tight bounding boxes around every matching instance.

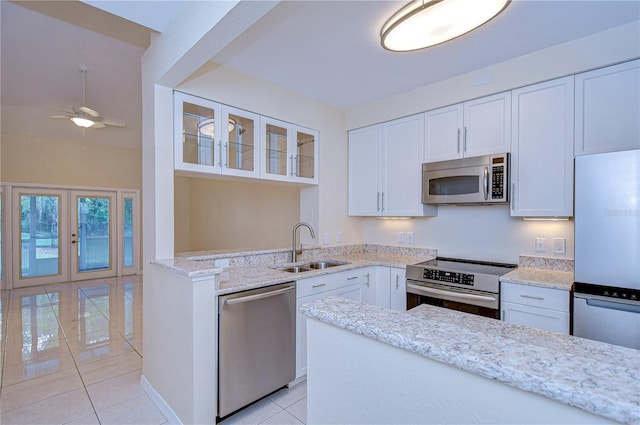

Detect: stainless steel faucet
[292,222,315,262]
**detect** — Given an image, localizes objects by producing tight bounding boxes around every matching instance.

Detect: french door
[12,188,120,288]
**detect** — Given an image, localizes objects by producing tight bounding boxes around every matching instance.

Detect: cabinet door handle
[365,273,370,287]
[377,192,381,211]
[289,155,294,176]
[224,143,229,168]
[511,183,517,210]
[347,276,358,281]
[457,128,461,153]
[395,274,400,290]
[294,155,299,177]
[463,126,468,152]
[483,167,489,201]
[312,283,327,288]
[381,192,385,212]
[520,294,544,301]
[218,141,223,167]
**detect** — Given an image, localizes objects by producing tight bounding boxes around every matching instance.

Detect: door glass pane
[124,197,133,267]
[20,195,60,278]
[77,197,111,272]
[227,113,255,172]
[183,102,215,166]
[297,131,315,179]
[265,124,288,176]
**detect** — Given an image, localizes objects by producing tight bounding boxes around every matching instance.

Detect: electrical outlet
[407,232,415,244]
[553,238,566,254]
[535,237,546,253]
[307,209,314,221]
[336,232,342,243]
[322,233,329,245]
[398,232,405,243]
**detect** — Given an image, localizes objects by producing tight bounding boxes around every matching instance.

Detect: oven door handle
[407,283,497,302]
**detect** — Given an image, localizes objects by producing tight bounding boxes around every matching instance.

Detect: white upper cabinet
[575,60,640,155]
[260,116,318,184]
[424,92,511,162]
[349,114,437,217]
[174,91,223,175]
[510,76,575,217]
[174,91,318,184]
[348,124,383,216]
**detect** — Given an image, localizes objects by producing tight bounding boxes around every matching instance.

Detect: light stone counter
[500,267,574,291]
[302,297,640,425]
[154,244,436,295]
[215,252,433,295]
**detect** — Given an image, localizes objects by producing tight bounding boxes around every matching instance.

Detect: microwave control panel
[491,165,505,199]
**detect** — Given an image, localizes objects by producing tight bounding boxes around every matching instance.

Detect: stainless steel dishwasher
[218,282,296,418]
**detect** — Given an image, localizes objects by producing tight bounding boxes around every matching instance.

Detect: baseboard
[140,374,182,425]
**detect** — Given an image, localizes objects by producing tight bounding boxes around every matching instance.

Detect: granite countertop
[302,297,640,425]
[215,252,432,295]
[151,245,435,294]
[501,267,574,291]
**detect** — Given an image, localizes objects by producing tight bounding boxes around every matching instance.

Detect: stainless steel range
[406,257,517,319]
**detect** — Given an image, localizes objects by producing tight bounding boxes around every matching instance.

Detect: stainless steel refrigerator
[573,148,640,349]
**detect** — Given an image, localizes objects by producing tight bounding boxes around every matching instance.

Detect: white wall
[344,21,639,263]
[362,208,573,264]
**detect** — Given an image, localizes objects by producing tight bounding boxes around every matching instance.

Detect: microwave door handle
[483,167,489,200]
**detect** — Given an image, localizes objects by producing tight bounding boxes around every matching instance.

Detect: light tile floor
[0,276,307,425]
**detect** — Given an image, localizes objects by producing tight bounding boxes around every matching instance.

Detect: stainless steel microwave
[422,153,509,205]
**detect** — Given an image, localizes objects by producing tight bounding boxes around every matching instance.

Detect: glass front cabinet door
[174,92,259,179]
[260,116,318,184]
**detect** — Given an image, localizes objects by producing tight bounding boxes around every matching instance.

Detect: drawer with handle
[296,270,365,298]
[501,281,569,312]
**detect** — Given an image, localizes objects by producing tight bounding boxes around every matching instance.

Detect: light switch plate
[322,233,329,245]
[398,232,404,243]
[336,232,342,243]
[407,232,415,244]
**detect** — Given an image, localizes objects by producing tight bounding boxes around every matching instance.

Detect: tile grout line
[45,283,103,425]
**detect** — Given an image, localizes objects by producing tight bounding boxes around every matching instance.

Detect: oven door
[406,280,499,319]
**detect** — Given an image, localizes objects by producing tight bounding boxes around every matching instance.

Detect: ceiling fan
[49,66,125,129]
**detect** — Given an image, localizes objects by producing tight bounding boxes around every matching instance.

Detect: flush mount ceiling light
[381,0,511,52]
[198,118,236,137]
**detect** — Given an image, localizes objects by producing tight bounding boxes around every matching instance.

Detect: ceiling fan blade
[91,122,106,129]
[100,116,126,127]
[75,106,99,118]
[49,115,72,119]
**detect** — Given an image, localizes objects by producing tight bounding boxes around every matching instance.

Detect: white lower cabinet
[295,270,365,379]
[368,267,407,311]
[501,282,570,334]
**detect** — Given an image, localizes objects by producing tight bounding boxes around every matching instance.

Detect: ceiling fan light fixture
[381,0,511,52]
[71,117,95,128]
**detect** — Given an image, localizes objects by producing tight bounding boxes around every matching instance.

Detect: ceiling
[1,0,639,150]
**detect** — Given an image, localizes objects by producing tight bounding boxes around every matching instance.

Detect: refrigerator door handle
[586,298,640,314]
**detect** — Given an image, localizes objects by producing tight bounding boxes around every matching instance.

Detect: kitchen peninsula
[302,297,640,425]
[142,245,638,425]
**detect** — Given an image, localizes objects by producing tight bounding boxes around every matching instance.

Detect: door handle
[224,286,294,305]
[483,167,489,201]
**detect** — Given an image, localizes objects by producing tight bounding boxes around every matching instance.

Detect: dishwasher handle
[586,297,640,314]
[224,285,294,305]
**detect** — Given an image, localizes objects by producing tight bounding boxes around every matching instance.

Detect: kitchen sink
[276,260,350,273]
[307,260,349,269]
[279,266,312,273]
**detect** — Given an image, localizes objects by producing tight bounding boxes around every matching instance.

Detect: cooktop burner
[414,257,517,276]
